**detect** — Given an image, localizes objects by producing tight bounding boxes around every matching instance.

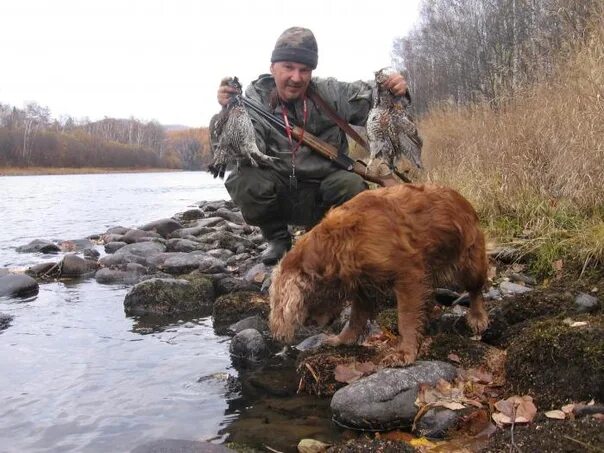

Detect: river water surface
[0,172,249,452]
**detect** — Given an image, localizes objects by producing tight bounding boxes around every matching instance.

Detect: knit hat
[271,27,318,69]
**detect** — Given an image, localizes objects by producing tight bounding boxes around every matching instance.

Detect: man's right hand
[217,77,240,107]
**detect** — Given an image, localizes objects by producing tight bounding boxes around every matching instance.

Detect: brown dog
[269,184,489,365]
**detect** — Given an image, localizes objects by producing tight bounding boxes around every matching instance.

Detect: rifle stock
[241,96,405,187]
[289,125,402,187]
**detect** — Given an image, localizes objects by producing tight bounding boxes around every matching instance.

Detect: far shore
[0,167,187,177]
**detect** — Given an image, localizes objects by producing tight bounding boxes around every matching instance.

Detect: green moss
[505,315,604,408]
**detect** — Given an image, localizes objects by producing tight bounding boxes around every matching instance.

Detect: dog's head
[269,257,344,344]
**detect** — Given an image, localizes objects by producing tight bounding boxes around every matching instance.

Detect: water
[0,172,238,452]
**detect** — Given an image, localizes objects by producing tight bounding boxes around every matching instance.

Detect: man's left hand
[383,73,408,97]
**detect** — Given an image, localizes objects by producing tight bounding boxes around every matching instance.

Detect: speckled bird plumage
[209,77,275,178]
[366,68,423,173]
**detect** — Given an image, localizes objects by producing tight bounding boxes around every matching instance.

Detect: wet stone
[15,239,61,254]
[0,273,39,298]
[330,361,458,430]
[140,218,183,238]
[229,328,268,362]
[575,292,599,313]
[104,241,127,254]
[0,313,13,330]
[228,315,268,335]
[415,407,460,439]
[500,281,533,296]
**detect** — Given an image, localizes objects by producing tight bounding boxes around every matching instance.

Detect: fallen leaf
[334,364,362,384]
[561,403,575,414]
[297,438,331,453]
[570,321,588,327]
[441,401,466,411]
[553,259,563,272]
[448,353,461,363]
[491,412,512,427]
[545,410,566,420]
[465,368,494,384]
[409,437,438,448]
[493,395,537,424]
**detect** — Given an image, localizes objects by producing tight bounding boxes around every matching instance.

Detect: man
[213,26,409,265]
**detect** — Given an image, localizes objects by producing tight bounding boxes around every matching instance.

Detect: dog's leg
[324,298,371,346]
[381,274,427,366]
[460,240,489,336]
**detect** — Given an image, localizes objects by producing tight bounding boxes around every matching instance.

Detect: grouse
[209,77,275,178]
[366,67,423,174]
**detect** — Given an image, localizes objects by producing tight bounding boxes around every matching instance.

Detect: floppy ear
[269,263,309,344]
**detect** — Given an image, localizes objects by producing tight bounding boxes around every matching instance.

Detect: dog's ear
[269,263,309,344]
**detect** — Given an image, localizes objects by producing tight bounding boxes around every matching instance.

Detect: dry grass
[417,9,604,278]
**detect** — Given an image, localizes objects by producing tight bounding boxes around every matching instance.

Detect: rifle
[240,96,406,187]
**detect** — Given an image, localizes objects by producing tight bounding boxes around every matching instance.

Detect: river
[0,172,243,452]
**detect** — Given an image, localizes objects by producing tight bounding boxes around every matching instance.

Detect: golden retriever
[269,184,489,365]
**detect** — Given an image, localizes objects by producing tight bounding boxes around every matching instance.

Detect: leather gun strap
[307,88,370,154]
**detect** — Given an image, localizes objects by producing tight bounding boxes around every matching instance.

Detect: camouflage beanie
[271,27,318,69]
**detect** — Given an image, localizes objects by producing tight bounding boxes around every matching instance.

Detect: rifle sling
[307,88,370,154]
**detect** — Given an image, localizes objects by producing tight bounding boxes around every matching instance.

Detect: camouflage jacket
[243,74,375,181]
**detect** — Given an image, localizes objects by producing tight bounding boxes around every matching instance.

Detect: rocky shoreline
[1,199,602,452]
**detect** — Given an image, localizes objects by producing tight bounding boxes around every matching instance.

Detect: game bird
[209,77,275,178]
[366,67,423,173]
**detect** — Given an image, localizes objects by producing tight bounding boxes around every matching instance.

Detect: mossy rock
[212,291,269,327]
[485,415,604,452]
[505,314,604,409]
[421,333,499,369]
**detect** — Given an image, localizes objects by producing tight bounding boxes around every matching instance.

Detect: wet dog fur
[269,183,489,365]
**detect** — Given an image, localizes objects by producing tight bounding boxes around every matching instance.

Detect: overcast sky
[1,0,421,127]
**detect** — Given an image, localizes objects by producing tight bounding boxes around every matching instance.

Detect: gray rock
[214,207,245,224]
[499,281,533,296]
[25,262,57,278]
[484,287,503,301]
[140,218,183,238]
[415,407,460,439]
[213,277,260,296]
[122,228,162,243]
[0,273,39,298]
[160,254,226,275]
[105,226,129,235]
[169,224,215,239]
[60,254,99,277]
[243,263,269,283]
[228,315,268,335]
[0,313,13,330]
[229,328,268,361]
[180,208,204,221]
[295,333,329,351]
[331,361,458,430]
[83,248,100,260]
[95,268,144,285]
[166,238,203,253]
[124,277,214,316]
[130,439,235,453]
[15,239,60,254]
[105,241,127,254]
[100,241,166,268]
[575,292,599,313]
[509,272,537,286]
[102,233,125,244]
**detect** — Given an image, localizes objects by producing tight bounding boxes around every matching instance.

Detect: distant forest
[0,103,213,170]
[393,0,599,112]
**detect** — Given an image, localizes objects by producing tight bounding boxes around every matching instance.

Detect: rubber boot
[260,224,291,266]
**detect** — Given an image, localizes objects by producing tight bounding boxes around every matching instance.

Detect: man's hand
[383,73,408,97]
[217,77,240,107]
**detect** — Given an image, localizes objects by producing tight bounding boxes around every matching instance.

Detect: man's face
[270,61,313,102]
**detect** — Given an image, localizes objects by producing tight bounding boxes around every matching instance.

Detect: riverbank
[0,166,184,176]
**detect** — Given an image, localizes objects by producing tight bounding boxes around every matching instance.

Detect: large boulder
[330,361,458,430]
[0,273,39,298]
[229,328,268,362]
[123,277,214,316]
[212,291,269,326]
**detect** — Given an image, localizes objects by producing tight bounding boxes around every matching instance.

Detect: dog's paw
[466,310,489,335]
[379,351,416,368]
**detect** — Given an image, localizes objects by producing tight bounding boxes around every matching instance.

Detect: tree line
[0,102,212,170]
[394,0,600,113]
